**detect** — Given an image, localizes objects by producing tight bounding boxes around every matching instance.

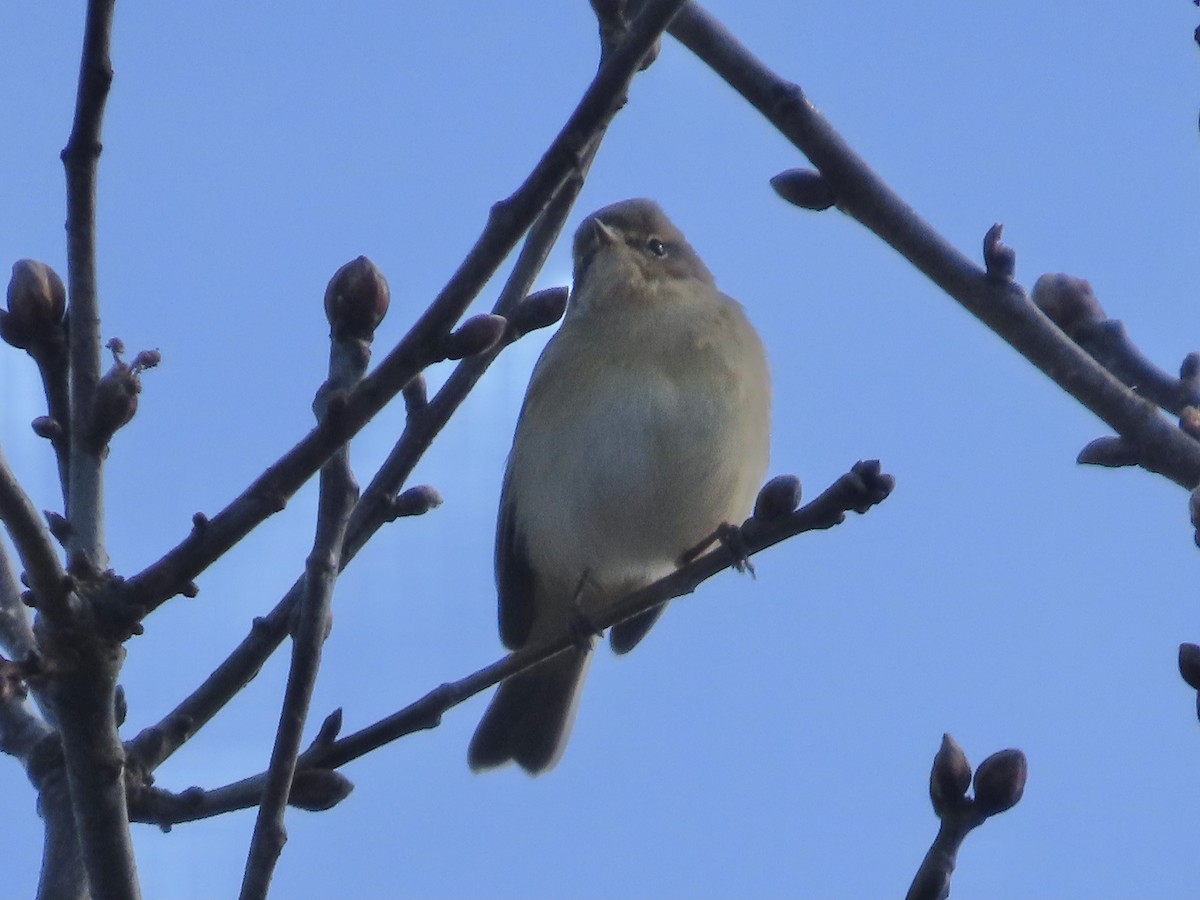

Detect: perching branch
[126,462,894,825]
[669,2,1200,491]
[117,0,693,623]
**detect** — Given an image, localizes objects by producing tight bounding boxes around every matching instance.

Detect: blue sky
[2,2,1199,897]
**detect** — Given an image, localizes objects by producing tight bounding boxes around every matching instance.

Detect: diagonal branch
[668,2,1200,491]
[127,462,894,825]
[118,0,693,623]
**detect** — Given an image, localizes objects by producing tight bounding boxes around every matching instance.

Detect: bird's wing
[495,468,537,650]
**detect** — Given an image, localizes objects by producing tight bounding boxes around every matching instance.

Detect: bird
[468,198,771,774]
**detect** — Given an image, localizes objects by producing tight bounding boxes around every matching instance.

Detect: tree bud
[972,748,1027,817]
[2,259,66,351]
[770,168,836,211]
[510,286,568,336]
[443,314,507,360]
[929,733,972,816]
[753,475,802,523]
[325,256,390,341]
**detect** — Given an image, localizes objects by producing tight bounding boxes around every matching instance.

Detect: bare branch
[118,0,692,622]
[668,3,1200,491]
[127,462,893,825]
[0,441,72,622]
[238,265,374,900]
[61,0,116,568]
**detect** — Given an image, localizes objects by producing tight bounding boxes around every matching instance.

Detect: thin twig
[668,3,1200,490]
[118,0,692,622]
[239,325,368,900]
[127,462,894,825]
[61,0,115,564]
[0,441,72,622]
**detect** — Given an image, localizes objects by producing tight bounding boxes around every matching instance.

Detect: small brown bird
[468,198,771,774]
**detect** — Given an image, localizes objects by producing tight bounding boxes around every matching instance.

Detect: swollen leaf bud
[510,286,568,336]
[770,168,836,211]
[929,733,972,817]
[2,259,66,351]
[90,364,140,452]
[983,223,1016,282]
[443,314,507,360]
[325,256,390,341]
[972,748,1027,817]
[31,416,62,440]
[389,484,443,519]
[288,769,354,812]
[752,475,802,523]
[1031,273,1106,339]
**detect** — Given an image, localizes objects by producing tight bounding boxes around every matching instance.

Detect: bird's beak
[591,217,620,245]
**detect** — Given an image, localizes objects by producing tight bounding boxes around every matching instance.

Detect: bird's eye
[645,238,667,257]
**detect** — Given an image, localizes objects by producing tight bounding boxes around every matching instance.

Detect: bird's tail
[468,646,592,775]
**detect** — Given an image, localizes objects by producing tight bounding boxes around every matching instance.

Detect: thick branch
[118,0,691,622]
[668,3,1200,490]
[127,462,893,824]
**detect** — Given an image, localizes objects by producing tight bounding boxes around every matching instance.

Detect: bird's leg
[677,522,756,578]
[567,567,601,650]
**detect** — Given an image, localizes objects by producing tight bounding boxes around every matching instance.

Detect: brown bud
[402,374,428,417]
[313,707,344,747]
[89,363,140,452]
[983,223,1016,282]
[288,768,354,812]
[770,168,836,211]
[510,286,568,335]
[1031,273,1106,338]
[2,259,67,351]
[1179,643,1200,691]
[443,314,507,361]
[44,511,71,546]
[132,349,162,371]
[31,416,62,440]
[752,475,802,523]
[325,256,390,341]
[929,733,972,817]
[972,748,1027,817]
[389,484,443,519]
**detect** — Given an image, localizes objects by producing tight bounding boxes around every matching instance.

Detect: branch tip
[325,256,390,342]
